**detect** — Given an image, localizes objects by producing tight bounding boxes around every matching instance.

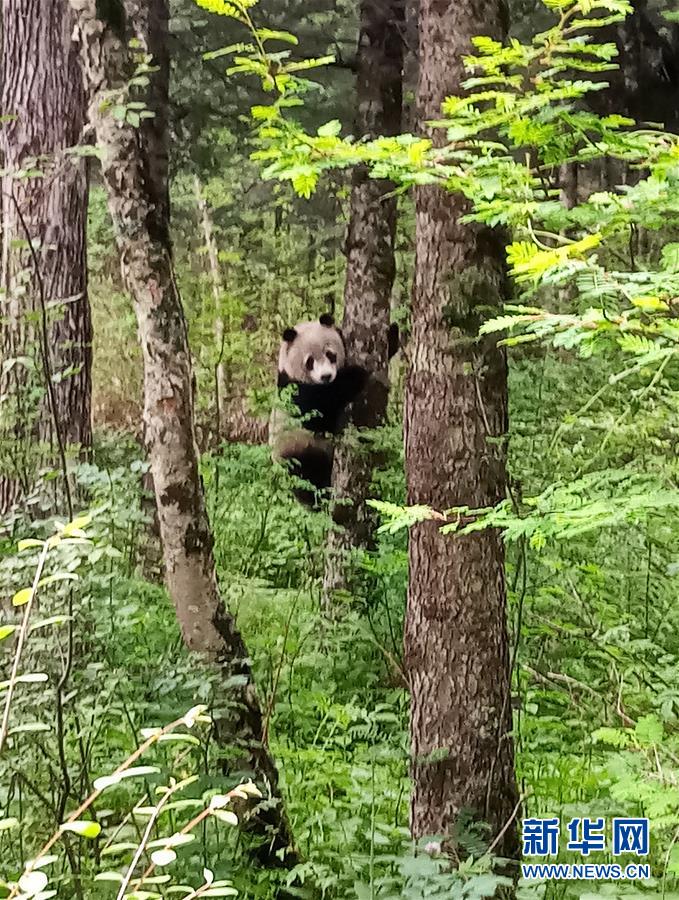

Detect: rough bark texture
[562,0,679,204]
[322,0,403,607]
[0,0,92,512]
[597,0,679,130]
[404,0,519,856]
[403,0,419,131]
[68,0,296,865]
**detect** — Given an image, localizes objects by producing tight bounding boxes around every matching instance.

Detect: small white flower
[424,841,441,857]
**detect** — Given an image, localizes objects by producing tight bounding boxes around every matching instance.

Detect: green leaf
[30,856,59,870]
[204,43,256,60]
[9,722,51,735]
[635,714,663,745]
[19,871,49,896]
[30,615,73,631]
[211,809,239,826]
[0,673,48,689]
[317,119,341,137]
[101,842,138,856]
[37,573,78,589]
[94,765,161,791]
[591,727,629,748]
[0,625,17,641]
[12,587,34,607]
[148,833,195,849]
[150,849,177,866]
[17,538,44,551]
[157,732,201,746]
[255,27,298,44]
[200,891,238,898]
[60,820,101,839]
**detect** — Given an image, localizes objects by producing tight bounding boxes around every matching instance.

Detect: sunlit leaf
[19,871,48,896]
[60,820,101,839]
[0,673,48,690]
[151,848,177,866]
[12,587,33,607]
[211,809,238,826]
[94,765,161,791]
[17,539,44,551]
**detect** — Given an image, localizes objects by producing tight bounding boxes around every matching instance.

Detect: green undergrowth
[1,349,678,897]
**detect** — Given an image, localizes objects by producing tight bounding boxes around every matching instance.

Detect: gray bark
[193,174,228,436]
[322,0,403,609]
[68,0,296,865]
[0,0,92,512]
[405,0,519,857]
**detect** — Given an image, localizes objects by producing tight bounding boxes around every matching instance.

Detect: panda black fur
[270,313,398,507]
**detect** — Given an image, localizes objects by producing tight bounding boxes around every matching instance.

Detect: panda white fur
[270,313,398,507]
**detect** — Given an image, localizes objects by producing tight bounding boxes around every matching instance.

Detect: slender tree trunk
[68,0,296,866]
[404,0,519,856]
[322,0,403,608]
[0,0,92,512]
[403,0,419,131]
[193,174,228,436]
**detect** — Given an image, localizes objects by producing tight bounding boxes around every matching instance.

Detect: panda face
[304,344,339,384]
[279,316,346,385]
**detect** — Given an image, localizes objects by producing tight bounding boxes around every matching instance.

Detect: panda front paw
[336,365,370,402]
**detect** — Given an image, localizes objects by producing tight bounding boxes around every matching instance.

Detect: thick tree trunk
[404,0,518,857]
[0,0,92,512]
[68,0,296,866]
[322,0,403,607]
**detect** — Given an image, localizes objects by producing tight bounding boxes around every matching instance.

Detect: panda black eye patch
[305,356,315,371]
[326,351,337,363]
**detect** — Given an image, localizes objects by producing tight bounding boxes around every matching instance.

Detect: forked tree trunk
[405,0,519,856]
[0,0,92,512]
[68,0,296,866]
[322,0,403,608]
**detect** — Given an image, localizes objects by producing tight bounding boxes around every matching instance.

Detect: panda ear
[282,327,297,343]
[319,313,334,327]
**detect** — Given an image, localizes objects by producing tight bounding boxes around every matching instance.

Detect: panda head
[279,313,346,385]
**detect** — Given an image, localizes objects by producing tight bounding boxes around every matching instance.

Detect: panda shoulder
[335,365,369,401]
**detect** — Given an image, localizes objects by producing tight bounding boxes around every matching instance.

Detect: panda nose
[320,373,332,383]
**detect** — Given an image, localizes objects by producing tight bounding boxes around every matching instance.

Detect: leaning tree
[67,0,297,866]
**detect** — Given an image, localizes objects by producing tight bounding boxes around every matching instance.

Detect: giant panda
[270,313,398,507]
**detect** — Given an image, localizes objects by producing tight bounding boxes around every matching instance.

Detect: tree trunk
[68,0,297,866]
[193,175,228,437]
[564,0,679,203]
[404,0,519,857]
[0,0,92,512]
[322,0,403,608]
